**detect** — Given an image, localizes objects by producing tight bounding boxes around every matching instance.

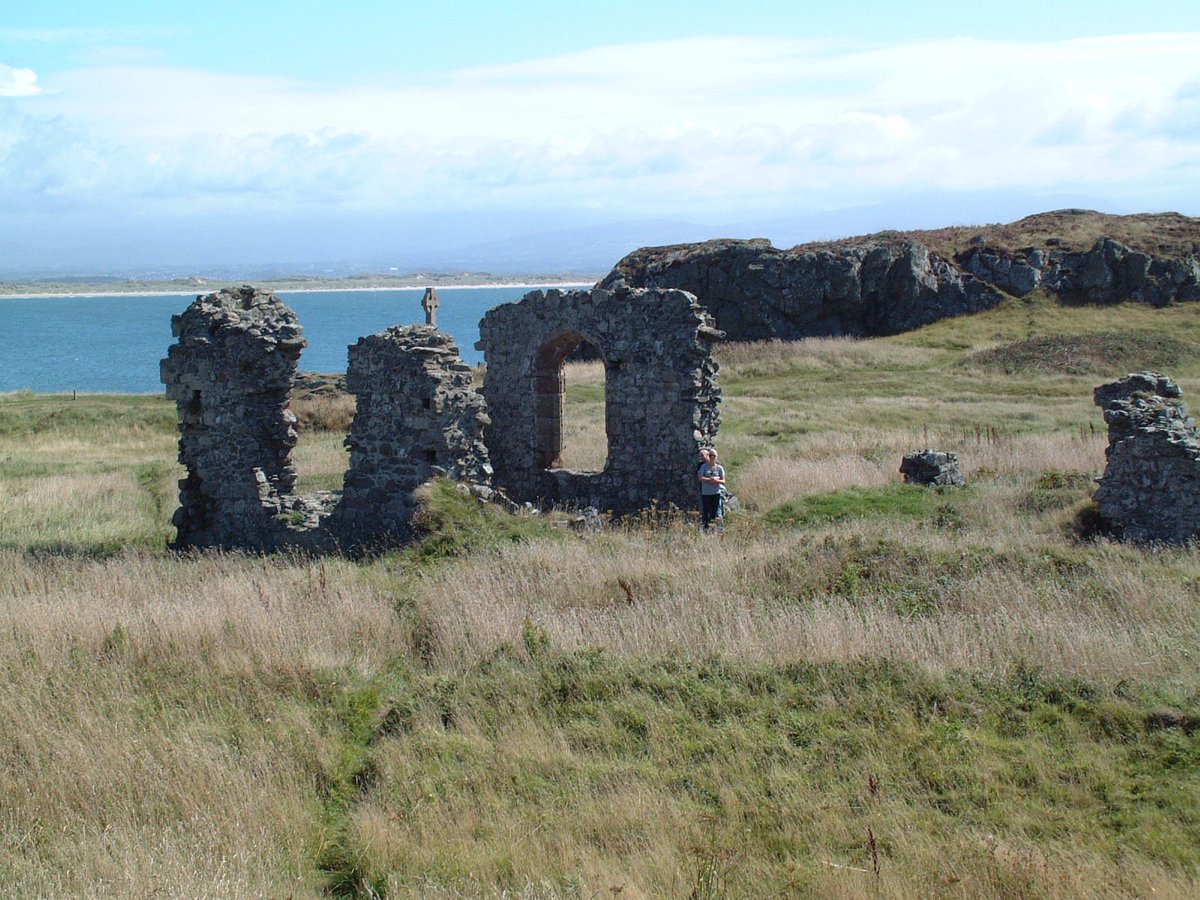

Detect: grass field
[1,292,1199,898]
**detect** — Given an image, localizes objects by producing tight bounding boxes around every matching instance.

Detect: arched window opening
[534,334,608,473]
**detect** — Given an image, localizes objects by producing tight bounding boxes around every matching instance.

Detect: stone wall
[165,284,724,549]
[329,326,492,551]
[162,289,492,552]
[160,286,308,550]
[477,284,722,514]
[1093,371,1200,543]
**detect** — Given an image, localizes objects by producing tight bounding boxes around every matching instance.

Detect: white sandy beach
[0,281,596,301]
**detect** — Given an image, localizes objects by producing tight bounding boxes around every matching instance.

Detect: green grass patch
[401,478,565,568]
[336,653,1200,896]
[765,483,963,528]
[0,392,175,438]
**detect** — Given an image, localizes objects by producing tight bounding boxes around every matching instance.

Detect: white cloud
[5,33,1199,219]
[0,63,39,96]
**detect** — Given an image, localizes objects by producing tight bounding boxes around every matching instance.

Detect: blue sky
[2,2,1198,273]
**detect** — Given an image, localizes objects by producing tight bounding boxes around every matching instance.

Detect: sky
[1,1,1198,274]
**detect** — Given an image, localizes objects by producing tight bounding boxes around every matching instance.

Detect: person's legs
[701,493,720,529]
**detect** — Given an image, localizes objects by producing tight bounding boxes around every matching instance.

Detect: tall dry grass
[411,518,1199,681]
[735,431,1107,511]
[0,549,406,897]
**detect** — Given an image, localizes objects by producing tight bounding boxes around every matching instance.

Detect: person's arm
[703,466,726,486]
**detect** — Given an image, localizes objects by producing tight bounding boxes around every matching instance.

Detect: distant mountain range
[0,189,1145,281]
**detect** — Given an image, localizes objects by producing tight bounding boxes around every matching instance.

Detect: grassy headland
[2,290,1199,898]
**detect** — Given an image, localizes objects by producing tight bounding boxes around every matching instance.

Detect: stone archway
[533,330,609,472]
[478,284,722,514]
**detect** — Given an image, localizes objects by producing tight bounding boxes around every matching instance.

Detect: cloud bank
[2,34,1198,237]
[0,63,39,96]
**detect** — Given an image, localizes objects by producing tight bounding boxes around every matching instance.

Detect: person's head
[708,448,718,462]
[698,447,711,463]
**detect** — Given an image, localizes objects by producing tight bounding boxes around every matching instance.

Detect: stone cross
[421,287,440,327]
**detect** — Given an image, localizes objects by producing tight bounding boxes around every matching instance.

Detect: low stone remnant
[478,284,722,514]
[329,326,491,550]
[900,450,965,487]
[1093,371,1200,543]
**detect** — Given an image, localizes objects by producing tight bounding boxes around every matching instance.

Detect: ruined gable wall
[160,286,307,550]
[330,325,492,550]
[162,290,491,552]
[477,285,722,514]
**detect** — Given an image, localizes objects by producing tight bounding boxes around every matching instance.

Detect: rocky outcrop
[600,238,1004,341]
[959,238,1200,304]
[1093,372,1200,544]
[602,211,1200,341]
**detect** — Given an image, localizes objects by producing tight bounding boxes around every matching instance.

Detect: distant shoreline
[0,280,597,301]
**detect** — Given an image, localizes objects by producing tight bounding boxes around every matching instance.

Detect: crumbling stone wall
[477,284,722,514]
[329,326,492,550]
[162,290,491,552]
[165,282,724,550]
[160,286,308,550]
[1093,371,1200,543]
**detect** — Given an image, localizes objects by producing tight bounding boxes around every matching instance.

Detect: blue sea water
[0,286,582,394]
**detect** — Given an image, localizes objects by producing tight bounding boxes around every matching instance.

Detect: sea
[0,286,589,394]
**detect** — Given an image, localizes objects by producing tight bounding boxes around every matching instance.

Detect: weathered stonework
[900,450,965,487]
[477,284,722,514]
[164,284,717,551]
[160,286,308,550]
[1093,372,1200,543]
[162,289,492,552]
[328,326,492,550]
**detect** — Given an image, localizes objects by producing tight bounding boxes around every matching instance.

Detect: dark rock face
[960,239,1200,305]
[1093,372,1200,544]
[478,285,722,514]
[900,450,965,487]
[600,238,1005,341]
[603,230,1200,342]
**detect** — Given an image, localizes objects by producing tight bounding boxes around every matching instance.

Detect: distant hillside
[902,209,1200,259]
[603,210,1200,342]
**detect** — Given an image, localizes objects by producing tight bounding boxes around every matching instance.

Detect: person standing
[697,447,726,530]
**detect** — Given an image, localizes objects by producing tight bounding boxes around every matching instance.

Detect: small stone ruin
[162,282,723,552]
[1093,371,1200,543]
[899,449,965,487]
